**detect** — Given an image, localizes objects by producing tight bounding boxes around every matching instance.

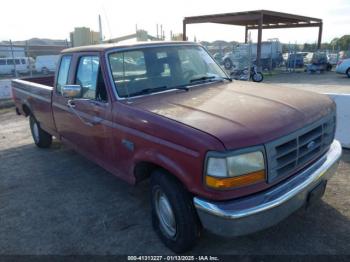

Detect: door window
[75,56,107,102]
[56,55,72,94]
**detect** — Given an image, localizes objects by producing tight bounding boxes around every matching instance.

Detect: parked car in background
[213,52,224,65]
[223,41,283,70]
[286,53,304,68]
[35,55,59,74]
[306,52,332,73]
[304,52,314,64]
[327,53,339,66]
[0,57,34,75]
[336,58,350,78]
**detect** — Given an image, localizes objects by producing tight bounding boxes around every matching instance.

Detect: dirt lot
[264,70,350,94]
[0,72,350,255]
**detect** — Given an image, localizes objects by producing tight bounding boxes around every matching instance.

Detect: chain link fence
[204,39,346,79]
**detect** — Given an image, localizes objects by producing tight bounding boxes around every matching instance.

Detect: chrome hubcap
[154,189,176,238]
[33,122,39,143]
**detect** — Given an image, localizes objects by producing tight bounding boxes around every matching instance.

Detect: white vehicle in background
[327,53,339,66]
[35,55,59,74]
[335,58,350,78]
[0,57,34,75]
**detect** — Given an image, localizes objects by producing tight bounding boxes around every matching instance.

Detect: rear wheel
[151,171,200,253]
[29,115,52,148]
[346,68,350,78]
[327,63,332,71]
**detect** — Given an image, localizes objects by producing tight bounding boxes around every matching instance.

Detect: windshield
[108,45,228,98]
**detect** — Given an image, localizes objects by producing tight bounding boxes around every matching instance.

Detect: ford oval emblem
[307,141,316,150]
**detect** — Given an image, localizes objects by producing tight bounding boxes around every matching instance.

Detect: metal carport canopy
[183,10,323,69]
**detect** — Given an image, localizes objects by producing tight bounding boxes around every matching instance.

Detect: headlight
[205,151,266,189]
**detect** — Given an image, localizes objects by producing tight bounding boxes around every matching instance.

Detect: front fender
[132,147,196,190]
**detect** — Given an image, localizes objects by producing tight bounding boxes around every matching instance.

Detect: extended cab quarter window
[56,55,72,94]
[75,56,107,102]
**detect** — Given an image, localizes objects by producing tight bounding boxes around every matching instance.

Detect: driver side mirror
[62,85,82,98]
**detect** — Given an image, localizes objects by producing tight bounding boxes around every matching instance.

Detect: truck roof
[61,41,198,54]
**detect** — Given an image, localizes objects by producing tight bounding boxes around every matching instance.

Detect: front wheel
[29,115,52,148]
[346,68,350,78]
[252,72,264,82]
[151,171,200,253]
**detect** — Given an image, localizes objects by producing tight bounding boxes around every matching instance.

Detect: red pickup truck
[12,41,342,253]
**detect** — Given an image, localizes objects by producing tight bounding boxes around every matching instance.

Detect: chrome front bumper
[194,140,342,237]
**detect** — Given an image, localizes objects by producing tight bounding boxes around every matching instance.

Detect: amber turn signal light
[206,170,265,189]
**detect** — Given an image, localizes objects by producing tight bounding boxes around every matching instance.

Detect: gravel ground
[0,104,349,255]
[264,71,350,94]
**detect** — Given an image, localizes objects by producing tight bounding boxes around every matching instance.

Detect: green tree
[338,35,350,50]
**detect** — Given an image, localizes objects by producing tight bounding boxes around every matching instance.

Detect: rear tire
[29,115,52,148]
[346,68,350,78]
[326,63,332,71]
[151,170,200,253]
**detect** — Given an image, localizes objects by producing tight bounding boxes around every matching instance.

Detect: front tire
[252,72,264,82]
[29,115,52,148]
[151,171,200,253]
[346,68,350,78]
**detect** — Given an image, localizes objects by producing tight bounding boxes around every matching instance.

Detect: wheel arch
[22,102,32,117]
[133,152,192,190]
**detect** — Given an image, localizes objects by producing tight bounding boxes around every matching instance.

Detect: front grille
[265,113,336,183]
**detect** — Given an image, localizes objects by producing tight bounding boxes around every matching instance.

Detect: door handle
[89,117,103,126]
[67,99,76,108]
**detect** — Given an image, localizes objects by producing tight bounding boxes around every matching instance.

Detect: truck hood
[131,82,335,149]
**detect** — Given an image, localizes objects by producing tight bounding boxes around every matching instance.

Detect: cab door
[52,53,114,166]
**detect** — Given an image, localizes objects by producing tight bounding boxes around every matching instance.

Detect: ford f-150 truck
[12,41,342,253]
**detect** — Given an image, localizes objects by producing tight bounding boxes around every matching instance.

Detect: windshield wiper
[190,76,216,83]
[130,86,168,97]
[130,85,189,97]
[190,75,232,83]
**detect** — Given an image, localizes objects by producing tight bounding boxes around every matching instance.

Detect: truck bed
[12,76,56,136]
[22,75,55,87]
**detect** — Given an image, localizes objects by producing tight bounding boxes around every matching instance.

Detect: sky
[1,0,349,44]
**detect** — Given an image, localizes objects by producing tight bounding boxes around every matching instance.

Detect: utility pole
[156,24,159,39]
[25,41,32,76]
[9,40,18,78]
[98,15,103,44]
